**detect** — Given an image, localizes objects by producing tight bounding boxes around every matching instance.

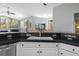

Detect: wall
[53,3,79,33]
[28,16,49,30]
[20,16,50,32]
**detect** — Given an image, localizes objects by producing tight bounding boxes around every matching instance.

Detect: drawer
[59,49,79,56]
[21,42,58,48]
[60,43,79,54]
[21,42,39,48]
[38,43,58,48]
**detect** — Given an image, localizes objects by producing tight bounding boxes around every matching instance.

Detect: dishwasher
[0,43,16,56]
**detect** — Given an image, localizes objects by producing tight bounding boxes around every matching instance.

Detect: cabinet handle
[56,45,58,47]
[38,44,40,46]
[72,49,75,51]
[22,44,24,47]
[40,51,42,53]
[60,53,63,55]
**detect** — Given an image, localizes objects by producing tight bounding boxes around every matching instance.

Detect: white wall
[53,3,79,33]
[20,16,50,32]
[28,16,49,30]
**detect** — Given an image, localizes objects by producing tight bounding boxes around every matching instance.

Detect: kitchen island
[0,32,79,56]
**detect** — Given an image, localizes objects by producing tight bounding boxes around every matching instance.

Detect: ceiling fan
[0,7,15,15]
[6,7,15,15]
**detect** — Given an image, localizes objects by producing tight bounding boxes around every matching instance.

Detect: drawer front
[60,43,79,54]
[40,48,58,56]
[22,48,39,56]
[39,43,58,48]
[21,42,58,48]
[21,42,39,48]
[59,49,79,56]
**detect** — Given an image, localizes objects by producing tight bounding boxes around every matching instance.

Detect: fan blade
[10,12,15,15]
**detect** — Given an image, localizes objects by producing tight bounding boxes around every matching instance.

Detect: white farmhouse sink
[27,37,53,40]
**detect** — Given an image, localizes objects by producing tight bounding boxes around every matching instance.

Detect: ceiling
[0,3,63,18]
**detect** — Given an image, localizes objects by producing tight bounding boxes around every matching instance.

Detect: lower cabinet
[0,48,6,56]
[22,48,58,56]
[39,48,58,56]
[16,42,58,56]
[59,49,78,56]
[59,43,79,56]
[16,42,79,56]
[6,45,16,56]
[22,48,39,56]
[0,43,16,56]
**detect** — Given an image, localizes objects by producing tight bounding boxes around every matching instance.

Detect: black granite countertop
[0,32,79,47]
[1,38,79,47]
[60,40,79,47]
[21,39,60,43]
[20,39,79,47]
[0,39,20,46]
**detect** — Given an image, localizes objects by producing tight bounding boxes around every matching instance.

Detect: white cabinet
[16,42,79,56]
[6,44,16,56]
[59,49,78,56]
[0,43,16,56]
[60,43,79,54]
[59,43,79,56]
[22,48,39,56]
[40,48,58,56]
[0,48,6,56]
[16,42,23,56]
[16,42,58,56]
[21,47,58,56]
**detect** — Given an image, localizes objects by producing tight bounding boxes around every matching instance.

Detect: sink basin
[27,37,53,40]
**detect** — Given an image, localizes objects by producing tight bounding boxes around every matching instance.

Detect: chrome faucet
[39,30,42,37]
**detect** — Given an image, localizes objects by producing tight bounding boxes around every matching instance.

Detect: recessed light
[43,3,47,6]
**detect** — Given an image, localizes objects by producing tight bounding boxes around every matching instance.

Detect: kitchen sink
[27,37,53,40]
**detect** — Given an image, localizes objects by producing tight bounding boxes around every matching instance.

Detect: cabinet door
[21,42,39,48]
[0,49,6,56]
[16,42,22,56]
[60,43,79,54]
[22,48,39,56]
[6,46,16,56]
[59,49,78,56]
[40,48,58,56]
